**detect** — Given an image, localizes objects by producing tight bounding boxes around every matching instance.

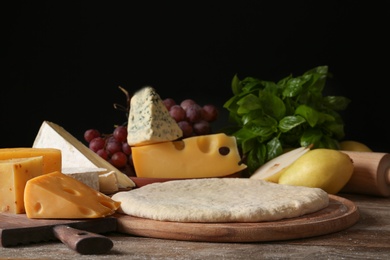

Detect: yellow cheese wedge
[132,133,247,178]
[0,147,61,174]
[24,171,121,219]
[0,156,44,213]
[32,121,135,191]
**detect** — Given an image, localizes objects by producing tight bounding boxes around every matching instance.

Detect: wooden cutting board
[115,194,359,242]
[0,213,117,254]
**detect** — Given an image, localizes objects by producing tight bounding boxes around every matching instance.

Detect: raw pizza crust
[112,178,329,223]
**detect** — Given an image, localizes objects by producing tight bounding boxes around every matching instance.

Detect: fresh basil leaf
[259,90,286,120]
[323,96,351,110]
[278,115,306,132]
[295,105,319,127]
[300,128,323,147]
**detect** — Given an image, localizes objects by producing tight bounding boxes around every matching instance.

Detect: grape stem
[113,86,132,122]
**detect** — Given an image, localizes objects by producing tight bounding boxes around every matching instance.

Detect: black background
[3,1,389,152]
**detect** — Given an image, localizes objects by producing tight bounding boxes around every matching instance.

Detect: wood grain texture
[115,195,359,242]
[0,214,117,247]
[341,151,390,197]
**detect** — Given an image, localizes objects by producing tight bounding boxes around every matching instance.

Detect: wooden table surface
[1,193,389,259]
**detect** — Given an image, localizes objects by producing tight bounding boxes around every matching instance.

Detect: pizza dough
[112,178,329,223]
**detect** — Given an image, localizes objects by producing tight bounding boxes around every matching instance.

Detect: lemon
[339,140,372,152]
[278,149,354,194]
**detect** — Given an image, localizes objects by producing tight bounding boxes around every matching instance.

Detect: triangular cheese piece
[24,171,120,219]
[127,86,183,146]
[32,121,135,190]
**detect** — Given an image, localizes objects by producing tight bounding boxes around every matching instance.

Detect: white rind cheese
[33,121,136,192]
[127,86,183,146]
[62,167,105,191]
[99,171,119,194]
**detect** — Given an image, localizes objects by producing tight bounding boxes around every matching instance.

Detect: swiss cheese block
[0,156,44,213]
[0,147,61,174]
[127,86,183,146]
[132,133,247,178]
[24,171,121,219]
[32,121,135,191]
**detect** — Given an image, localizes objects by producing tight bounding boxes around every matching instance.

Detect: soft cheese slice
[127,86,183,146]
[24,171,121,219]
[98,171,119,194]
[32,121,135,191]
[0,156,44,213]
[132,133,247,178]
[62,167,105,191]
[0,148,61,174]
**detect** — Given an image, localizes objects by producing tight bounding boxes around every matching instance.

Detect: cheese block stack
[0,147,121,218]
[127,86,247,178]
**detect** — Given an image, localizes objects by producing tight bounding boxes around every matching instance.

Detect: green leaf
[259,90,286,120]
[236,94,261,115]
[278,115,306,133]
[295,105,319,127]
[300,128,323,147]
[323,96,351,111]
[266,137,283,161]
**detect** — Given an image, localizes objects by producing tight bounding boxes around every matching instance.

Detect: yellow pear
[339,140,372,152]
[278,148,354,194]
[250,146,311,182]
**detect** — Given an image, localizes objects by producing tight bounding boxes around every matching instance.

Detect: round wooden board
[115,194,360,242]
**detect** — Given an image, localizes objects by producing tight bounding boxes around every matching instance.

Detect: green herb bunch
[222,65,351,176]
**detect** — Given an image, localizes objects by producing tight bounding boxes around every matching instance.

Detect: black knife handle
[53,225,113,254]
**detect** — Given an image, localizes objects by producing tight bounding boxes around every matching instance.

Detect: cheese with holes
[0,156,44,213]
[127,86,183,146]
[24,171,121,219]
[32,121,135,191]
[0,148,61,174]
[132,133,247,178]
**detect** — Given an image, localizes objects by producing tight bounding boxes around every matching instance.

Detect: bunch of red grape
[84,125,135,176]
[163,98,219,138]
[84,96,219,174]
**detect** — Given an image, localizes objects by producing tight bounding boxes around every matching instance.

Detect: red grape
[180,99,196,110]
[163,98,176,110]
[178,120,193,137]
[113,125,128,142]
[201,104,219,122]
[185,104,202,123]
[110,151,128,168]
[106,138,122,155]
[89,137,105,152]
[193,120,211,135]
[122,142,132,155]
[96,149,108,160]
[84,129,100,143]
[169,105,186,122]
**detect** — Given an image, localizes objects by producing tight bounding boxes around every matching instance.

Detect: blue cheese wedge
[127,86,183,146]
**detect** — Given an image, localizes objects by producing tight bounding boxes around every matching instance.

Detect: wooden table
[1,193,389,259]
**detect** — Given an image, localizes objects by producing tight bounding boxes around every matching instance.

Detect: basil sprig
[222,65,351,176]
